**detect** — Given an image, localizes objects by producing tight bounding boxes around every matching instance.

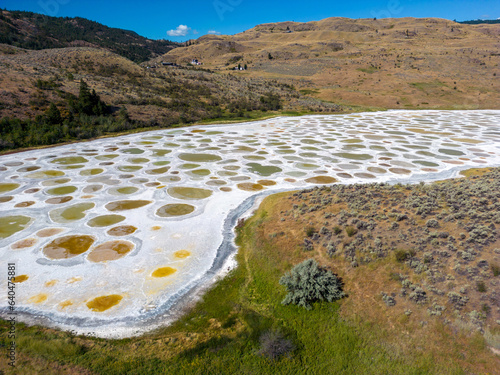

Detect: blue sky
[2,0,500,41]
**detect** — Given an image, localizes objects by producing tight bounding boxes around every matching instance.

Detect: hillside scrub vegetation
[0,10,179,62]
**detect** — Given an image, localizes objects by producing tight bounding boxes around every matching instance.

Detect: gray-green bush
[279,259,345,310]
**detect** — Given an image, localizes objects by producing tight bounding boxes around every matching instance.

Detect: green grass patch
[357,67,378,74]
[409,81,447,92]
[299,89,320,95]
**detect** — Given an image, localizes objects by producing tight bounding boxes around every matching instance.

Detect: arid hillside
[0,43,338,124]
[159,17,500,109]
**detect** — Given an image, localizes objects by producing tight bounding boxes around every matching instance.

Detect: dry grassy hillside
[0,44,339,125]
[159,17,500,109]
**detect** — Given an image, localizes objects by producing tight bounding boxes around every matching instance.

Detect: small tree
[45,103,62,124]
[279,259,345,310]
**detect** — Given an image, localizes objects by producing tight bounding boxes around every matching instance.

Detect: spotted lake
[1,110,499,337]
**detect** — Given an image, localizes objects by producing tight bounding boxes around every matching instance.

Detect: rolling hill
[158,17,500,110]
[0,9,180,63]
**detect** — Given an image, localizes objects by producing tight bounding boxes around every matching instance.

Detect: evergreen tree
[45,103,62,124]
[74,79,107,116]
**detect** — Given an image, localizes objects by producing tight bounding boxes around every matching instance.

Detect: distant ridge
[458,19,500,25]
[0,9,180,62]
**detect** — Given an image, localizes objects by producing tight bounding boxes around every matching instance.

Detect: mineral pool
[1,110,500,337]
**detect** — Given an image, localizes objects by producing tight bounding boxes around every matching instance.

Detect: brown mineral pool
[87,240,134,262]
[107,225,137,236]
[83,185,103,193]
[49,203,95,223]
[413,160,439,167]
[0,215,32,239]
[174,250,191,259]
[152,267,177,278]
[0,196,13,203]
[295,163,319,170]
[42,178,71,186]
[0,183,20,193]
[354,173,376,179]
[87,215,126,227]
[46,185,77,195]
[17,166,41,172]
[151,149,172,157]
[153,160,170,166]
[95,154,119,160]
[128,157,150,164]
[36,228,64,237]
[105,200,152,211]
[12,274,29,283]
[121,148,144,154]
[24,188,41,193]
[86,295,123,312]
[189,169,210,176]
[156,204,195,217]
[146,166,170,175]
[11,238,37,249]
[237,183,265,191]
[167,187,213,200]
[305,176,337,184]
[257,180,277,186]
[51,156,89,165]
[43,235,95,259]
[220,187,232,192]
[179,163,201,170]
[118,165,143,172]
[206,180,227,186]
[80,168,104,176]
[438,148,465,156]
[178,153,222,162]
[27,170,65,179]
[334,153,373,160]
[389,168,411,174]
[15,201,35,208]
[109,186,139,195]
[46,196,73,205]
[246,163,282,176]
[367,167,387,174]
[451,138,483,144]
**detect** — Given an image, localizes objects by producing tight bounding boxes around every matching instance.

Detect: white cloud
[207,30,221,35]
[167,25,191,37]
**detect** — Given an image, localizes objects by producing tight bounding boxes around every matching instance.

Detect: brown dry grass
[160,17,500,110]
[247,169,500,373]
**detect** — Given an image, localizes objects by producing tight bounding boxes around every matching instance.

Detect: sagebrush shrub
[258,331,294,360]
[279,259,345,310]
